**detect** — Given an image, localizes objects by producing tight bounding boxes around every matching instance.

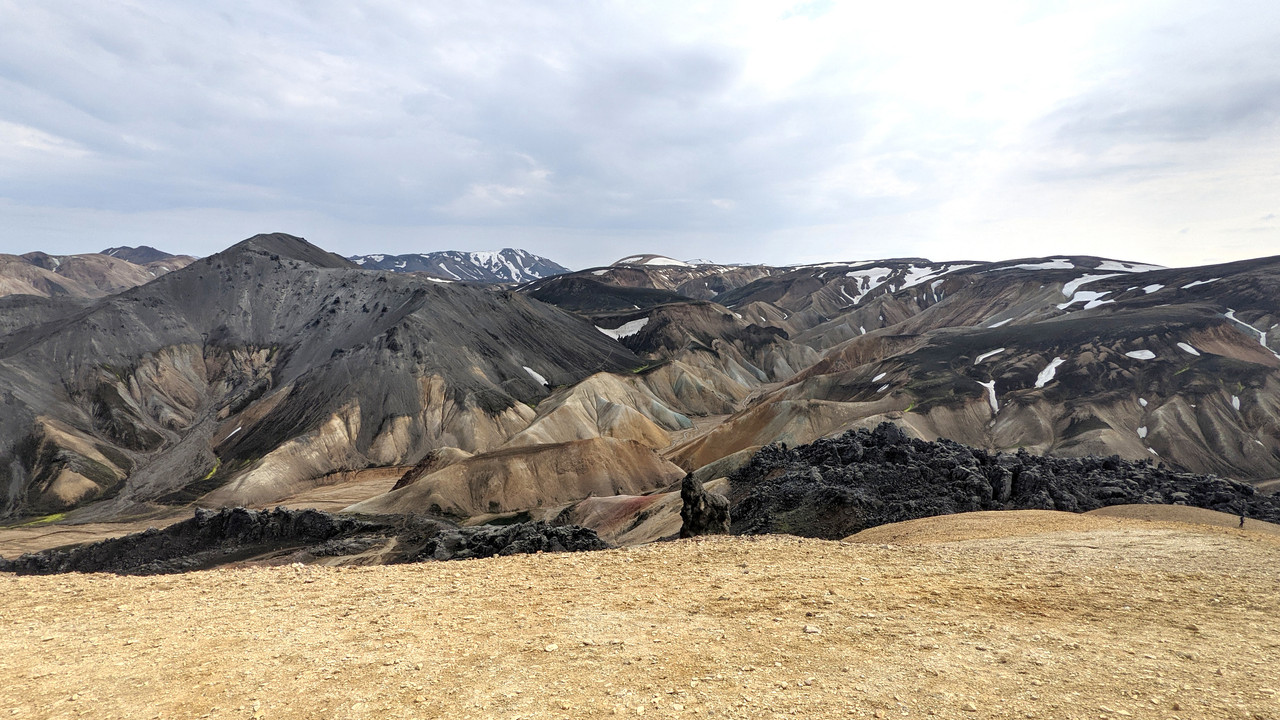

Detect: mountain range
[0,233,1275,563]
[348,248,569,283]
[0,248,194,299]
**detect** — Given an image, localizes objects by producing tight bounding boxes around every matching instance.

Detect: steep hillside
[0,234,640,519]
[670,255,1280,480]
[350,248,568,283]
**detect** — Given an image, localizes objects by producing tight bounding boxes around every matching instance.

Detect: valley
[0,233,1278,570]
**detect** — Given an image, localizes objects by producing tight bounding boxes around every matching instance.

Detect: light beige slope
[845,507,1280,545]
[666,396,903,470]
[502,373,687,450]
[3,526,1278,719]
[1088,503,1280,534]
[0,256,97,297]
[552,478,731,546]
[0,253,194,299]
[347,437,685,516]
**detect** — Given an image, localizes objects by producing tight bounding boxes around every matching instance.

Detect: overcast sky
[2,1,1278,269]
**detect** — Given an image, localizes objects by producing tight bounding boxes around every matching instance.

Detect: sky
[1,1,1278,270]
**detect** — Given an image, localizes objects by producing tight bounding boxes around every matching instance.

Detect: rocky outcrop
[0,509,612,573]
[419,521,610,561]
[679,476,730,537]
[727,423,1280,540]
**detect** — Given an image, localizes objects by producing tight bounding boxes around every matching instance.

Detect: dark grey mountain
[99,246,178,264]
[0,233,640,520]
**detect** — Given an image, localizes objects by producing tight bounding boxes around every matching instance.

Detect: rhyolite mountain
[349,248,569,283]
[0,250,194,299]
[664,256,1280,486]
[1,234,1278,550]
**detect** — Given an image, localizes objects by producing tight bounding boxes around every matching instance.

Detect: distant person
[1240,510,1246,528]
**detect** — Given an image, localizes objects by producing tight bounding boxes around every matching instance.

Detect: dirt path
[3,516,1278,719]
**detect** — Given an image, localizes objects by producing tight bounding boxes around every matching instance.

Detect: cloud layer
[1,1,1278,268]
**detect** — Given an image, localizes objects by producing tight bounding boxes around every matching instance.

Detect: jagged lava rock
[728,422,1280,539]
[680,475,731,537]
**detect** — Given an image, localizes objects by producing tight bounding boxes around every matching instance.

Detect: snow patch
[1137,426,1148,439]
[1062,273,1122,297]
[226,427,242,439]
[1232,395,1241,411]
[617,255,692,267]
[987,318,1012,328]
[1009,259,1074,270]
[1057,291,1114,310]
[1057,274,1121,310]
[873,372,887,382]
[523,366,548,386]
[977,380,998,413]
[840,267,894,304]
[900,263,979,289]
[645,256,692,267]
[859,326,867,335]
[878,384,890,393]
[1139,397,1148,407]
[1125,350,1156,360]
[1177,342,1201,356]
[1096,260,1164,272]
[1142,284,1164,294]
[1225,309,1268,347]
[596,317,650,339]
[1035,357,1065,388]
[974,348,1005,365]
[591,269,609,276]
[1181,277,1220,289]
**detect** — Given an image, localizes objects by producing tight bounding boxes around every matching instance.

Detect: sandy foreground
[2,512,1278,720]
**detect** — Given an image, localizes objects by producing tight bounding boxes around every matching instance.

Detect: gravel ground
[2,511,1278,719]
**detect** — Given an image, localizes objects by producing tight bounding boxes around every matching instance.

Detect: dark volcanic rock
[0,507,390,575]
[99,246,176,264]
[729,422,1280,540]
[680,476,731,538]
[420,521,611,561]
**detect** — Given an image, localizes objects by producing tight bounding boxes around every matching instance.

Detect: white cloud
[0,1,1278,269]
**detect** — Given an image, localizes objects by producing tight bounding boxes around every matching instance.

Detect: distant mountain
[614,254,696,267]
[100,246,176,264]
[0,250,195,299]
[349,249,569,283]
